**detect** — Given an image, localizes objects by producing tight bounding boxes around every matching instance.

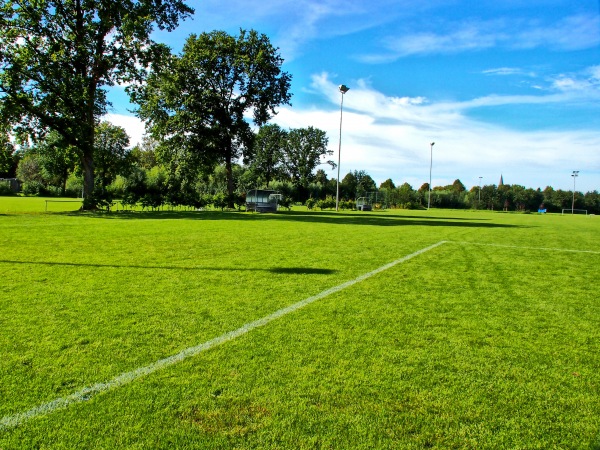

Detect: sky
[105,0,600,192]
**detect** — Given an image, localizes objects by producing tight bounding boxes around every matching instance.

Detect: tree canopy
[0,0,193,207]
[282,126,332,191]
[94,122,130,190]
[248,124,287,188]
[0,129,14,175]
[132,29,292,205]
[32,131,77,195]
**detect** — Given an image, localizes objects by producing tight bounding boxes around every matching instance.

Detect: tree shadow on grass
[0,259,337,275]
[62,209,523,229]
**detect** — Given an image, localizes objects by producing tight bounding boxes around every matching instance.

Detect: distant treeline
[2,141,598,214]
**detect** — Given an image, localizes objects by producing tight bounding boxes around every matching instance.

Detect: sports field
[1,197,599,449]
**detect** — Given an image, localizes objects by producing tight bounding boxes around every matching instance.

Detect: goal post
[561,209,588,215]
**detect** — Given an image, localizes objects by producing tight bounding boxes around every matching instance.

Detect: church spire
[499,174,504,186]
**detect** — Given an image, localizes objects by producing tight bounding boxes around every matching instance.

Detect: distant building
[499,174,504,186]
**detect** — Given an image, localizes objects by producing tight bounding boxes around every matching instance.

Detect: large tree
[94,121,130,190]
[0,128,14,176]
[133,29,292,205]
[129,136,159,170]
[248,124,287,188]
[0,0,193,208]
[379,178,396,190]
[282,126,332,191]
[34,131,78,195]
[354,170,376,198]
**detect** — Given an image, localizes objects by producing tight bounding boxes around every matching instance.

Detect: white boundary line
[0,240,447,431]
[451,241,600,254]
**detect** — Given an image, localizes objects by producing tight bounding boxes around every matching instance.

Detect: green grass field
[1,198,599,449]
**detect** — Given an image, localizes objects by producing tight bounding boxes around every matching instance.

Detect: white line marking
[0,240,447,431]
[451,241,600,254]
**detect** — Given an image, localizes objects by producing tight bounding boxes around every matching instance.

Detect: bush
[0,182,15,196]
[340,200,354,210]
[198,193,213,210]
[22,181,49,196]
[305,198,316,210]
[107,175,126,199]
[212,192,227,211]
[279,196,293,211]
[233,192,246,211]
[65,174,83,198]
[45,186,63,197]
[316,196,336,210]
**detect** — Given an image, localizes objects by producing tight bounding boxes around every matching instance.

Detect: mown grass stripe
[0,240,447,431]
[451,241,600,254]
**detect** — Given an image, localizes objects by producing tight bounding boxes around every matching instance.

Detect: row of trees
[1,0,303,209]
[5,121,334,201]
[1,3,597,213]
[6,128,599,214]
[382,180,600,214]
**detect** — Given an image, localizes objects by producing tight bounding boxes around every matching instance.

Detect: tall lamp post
[571,170,579,214]
[427,142,435,210]
[335,84,350,212]
[478,176,482,207]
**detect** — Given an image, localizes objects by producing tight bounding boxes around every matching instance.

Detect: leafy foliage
[0,0,193,207]
[282,127,331,190]
[132,29,292,204]
[0,129,15,176]
[94,122,130,190]
[248,124,287,187]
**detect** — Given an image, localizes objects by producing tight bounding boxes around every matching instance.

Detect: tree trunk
[61,170,68,197]
[81,148,95,209]
[225,140,234,208]
[80,82,97,209]
[80,121,97,210]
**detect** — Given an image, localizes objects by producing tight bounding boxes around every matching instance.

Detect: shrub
[279,196,293,211]
[233,192,246,211]
[22,181,49,196]
[107,175,126,199]
[340,200,354,210]
[212,192,227,211]
[316,196,336,210]
[0,182,15,196]
[65,174,83,198]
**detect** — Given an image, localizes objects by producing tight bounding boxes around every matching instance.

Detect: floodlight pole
[571,170,579,214]
[427,142,435,210]
[336,84,349,212]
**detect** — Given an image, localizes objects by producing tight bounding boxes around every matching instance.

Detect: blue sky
[106,0,600,192]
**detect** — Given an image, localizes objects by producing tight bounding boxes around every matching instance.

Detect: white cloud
[360,14,600,61]
[270,73,600,191]
[103,114,146,148]
[103,72,600,192]
[482,67,537,77]
[180,0,404,61]
[549,66,600,96]
[515,14,600,51]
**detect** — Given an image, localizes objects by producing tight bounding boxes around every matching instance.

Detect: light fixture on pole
[427,142,435,210]
[571,170,579,214]
[335,84,350,212]
[478,176,482,206]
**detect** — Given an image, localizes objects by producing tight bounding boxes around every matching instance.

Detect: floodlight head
[339,84,349,94]
[431,142,435,146]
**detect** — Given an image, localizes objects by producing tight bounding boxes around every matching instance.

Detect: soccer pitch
[1,200,599,449]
